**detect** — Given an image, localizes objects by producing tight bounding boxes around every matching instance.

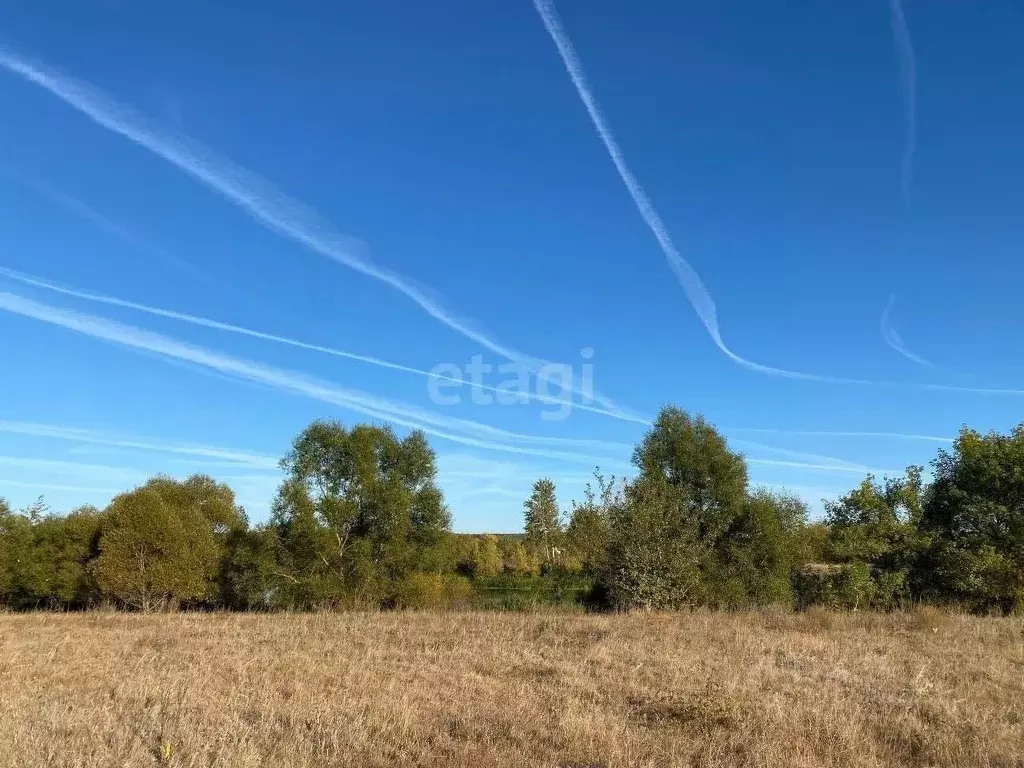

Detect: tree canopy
[2,412,1023,614]
[271,420,452,607]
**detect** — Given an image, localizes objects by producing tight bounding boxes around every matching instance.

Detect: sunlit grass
[0,609,1021,767]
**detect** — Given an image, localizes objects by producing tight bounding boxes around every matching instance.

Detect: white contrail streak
[0,419,280,470]
[0,270,1004,474]
[1,269,940,471]
[531,0,912,386]
[0,48,627,414]
[0,291,630,464]
[0,266,650,425]
[0,477,121,495]
[726,427,953,443]
[0,455,144,480]
[746,458,901,475]
[531,0,851,383]
[890,0,917,209]
[730,439,877,473]
[533,1,1024,400]
[880,294,934,368]
[0,271,923,472]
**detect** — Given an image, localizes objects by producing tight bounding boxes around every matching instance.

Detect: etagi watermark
[427,348,595,421]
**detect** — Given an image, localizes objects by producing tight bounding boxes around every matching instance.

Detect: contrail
[730,439,878,473]
[0,287,965,482]
[0,419,280,470]
[726,426,952,443]
[0,476,121,495]
[530,0,877,385]
[0,290,632,464]
[0,268,1012,473]
[0,455,144,481]
[890,0,917,209]
[0,48,627,415]
[746,458,902,475]
[0,266,650,425]
[0,288,882,473]
[880,294,934,367]
[3,269,959,473]
[534,0,1020,400]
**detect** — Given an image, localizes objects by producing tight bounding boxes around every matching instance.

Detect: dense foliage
[1,410,1022,613]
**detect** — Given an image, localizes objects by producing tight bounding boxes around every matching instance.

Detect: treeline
[1,407,1022,613]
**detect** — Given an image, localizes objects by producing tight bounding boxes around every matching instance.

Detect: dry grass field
[0,609,1022,768]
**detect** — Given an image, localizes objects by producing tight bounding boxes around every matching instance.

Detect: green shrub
[793,563,874,610]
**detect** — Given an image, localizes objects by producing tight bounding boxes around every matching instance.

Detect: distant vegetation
[2,406,1022,614]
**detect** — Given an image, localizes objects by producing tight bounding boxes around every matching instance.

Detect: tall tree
[523,478,563,564]
[632,406,748,543]
[141,474,247,605]
[603,407,802,610]
[273,420,451,606]
[220,525,282,610]
[920,426,1024,613]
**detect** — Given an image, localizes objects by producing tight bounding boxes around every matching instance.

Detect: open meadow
[1,609,1022,768]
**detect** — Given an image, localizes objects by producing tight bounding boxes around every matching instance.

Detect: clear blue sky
[1,0,1022,530]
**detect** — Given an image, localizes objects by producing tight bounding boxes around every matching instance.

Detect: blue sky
[1,0,1022,530]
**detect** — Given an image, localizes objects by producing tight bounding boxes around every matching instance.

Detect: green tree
[95,485,219,610]
[601,407,758,610]
[0,497,89,609]
[220,525,281,609]
[272,420,451,607]
[603,475,710,610]
[827,470,924,561]
[27,506,104,607]
[716,490,808,607]
[453,535,503,579]
[565,470,619,575]
[472,535,503,578]
[141,474,247,605]
[271,479,340,606]
[0,498,33,607]
[632,406,748,543]
[919,426,1024,613]
[792,520,829,566]
[523,478,563,564]
[0,497,9,599]
[808,469,928,609]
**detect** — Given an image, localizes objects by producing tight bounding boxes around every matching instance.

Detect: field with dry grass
[0,609,1022,767]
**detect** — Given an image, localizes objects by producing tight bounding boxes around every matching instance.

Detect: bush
[601,476,710,611]
[793,563,878,610]
[393,573,447,609]
[393,573,472,609]
[95,486,219,611]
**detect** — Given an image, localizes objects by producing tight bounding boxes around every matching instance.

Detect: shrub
[792,563,875,610]
[95,486,219,611]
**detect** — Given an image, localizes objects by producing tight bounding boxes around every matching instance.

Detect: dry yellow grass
[0,609,1022,767]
